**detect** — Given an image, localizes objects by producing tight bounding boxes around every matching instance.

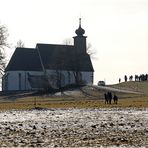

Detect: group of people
[104,92,118,104]
[119,73,148,83]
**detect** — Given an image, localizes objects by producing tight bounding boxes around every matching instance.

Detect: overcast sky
[0,0,148,84]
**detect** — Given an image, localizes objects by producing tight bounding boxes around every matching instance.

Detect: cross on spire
[79,18,81,27]
[75,18,85,36]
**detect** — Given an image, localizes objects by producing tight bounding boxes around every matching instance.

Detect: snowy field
[0,108,148,147]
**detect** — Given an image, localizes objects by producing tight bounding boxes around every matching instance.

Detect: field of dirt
[0,108,147,147]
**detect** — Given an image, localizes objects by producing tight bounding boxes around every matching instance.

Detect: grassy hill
[109,81,148,94]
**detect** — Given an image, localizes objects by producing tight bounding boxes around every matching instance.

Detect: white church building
[2,19,94,91]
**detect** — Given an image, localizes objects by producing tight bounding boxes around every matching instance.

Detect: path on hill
[89,85,142,94]
[51,84,145,97]
[63,85,142,99]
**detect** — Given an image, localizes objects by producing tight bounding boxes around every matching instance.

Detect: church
[2,19,94,91]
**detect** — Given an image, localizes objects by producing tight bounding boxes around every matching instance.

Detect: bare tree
[86,43,97,59]
[63,38,73,45]
[0,24,9,76]
[15,40,25,48]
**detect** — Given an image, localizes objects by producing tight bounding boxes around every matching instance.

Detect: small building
[2,19,94,91]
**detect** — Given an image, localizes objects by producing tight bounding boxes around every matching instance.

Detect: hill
[109,81,148,94]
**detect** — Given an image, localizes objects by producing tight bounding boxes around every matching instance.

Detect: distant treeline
[119,74,148,83]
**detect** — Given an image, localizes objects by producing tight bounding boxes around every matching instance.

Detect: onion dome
[75,18,85,36]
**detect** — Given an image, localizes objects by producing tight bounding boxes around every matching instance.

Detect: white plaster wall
[22,71,43,90]
[46,70,93,86]
[5,70,93,91]
[81,72,94,84]
[46,70,75,86]
[6,71,19,90]
[6,71,43,91]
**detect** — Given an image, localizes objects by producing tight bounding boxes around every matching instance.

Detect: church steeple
[73,18,87,54]
[75,18,85,36]
[79,17,81,26]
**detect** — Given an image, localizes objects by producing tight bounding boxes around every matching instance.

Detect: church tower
[73,18,87,54]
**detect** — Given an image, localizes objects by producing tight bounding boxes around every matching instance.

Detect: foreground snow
[0,108,147,147]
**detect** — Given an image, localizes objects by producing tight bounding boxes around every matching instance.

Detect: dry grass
[0,81,148,110]
[109,81,148,93]
[0,95,147,110]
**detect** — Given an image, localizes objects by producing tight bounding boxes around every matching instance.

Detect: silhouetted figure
[108,92,112,104]
[104,93,108,104]
[135,75,139,81]
[113,95,118,104]
[119,78,121,83]
[129,75,133,81]
[134,74,148,82]
[146,74,148,80]
[124,75,127,82]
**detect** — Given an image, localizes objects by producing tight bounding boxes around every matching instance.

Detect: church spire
[79,18,81,27]
[73,18,87,54]
[75,18,85,36]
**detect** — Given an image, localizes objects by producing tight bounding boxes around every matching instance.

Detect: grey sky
[0,0,148,84]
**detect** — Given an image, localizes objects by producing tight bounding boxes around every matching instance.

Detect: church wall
[45,70,74,88]
[3,70,93,91]
[4,71,43,91]
[45,70,93,87]
[4,71,19,91]
[81,72,94,84]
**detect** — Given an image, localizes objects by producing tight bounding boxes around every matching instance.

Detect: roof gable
[5,48,42,71]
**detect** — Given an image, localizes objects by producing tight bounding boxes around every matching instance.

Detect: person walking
[113,94,118,104]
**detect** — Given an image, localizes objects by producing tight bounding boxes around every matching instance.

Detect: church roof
[5,48,42,71]
[5,44,94,72]
[37,43,94,72]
